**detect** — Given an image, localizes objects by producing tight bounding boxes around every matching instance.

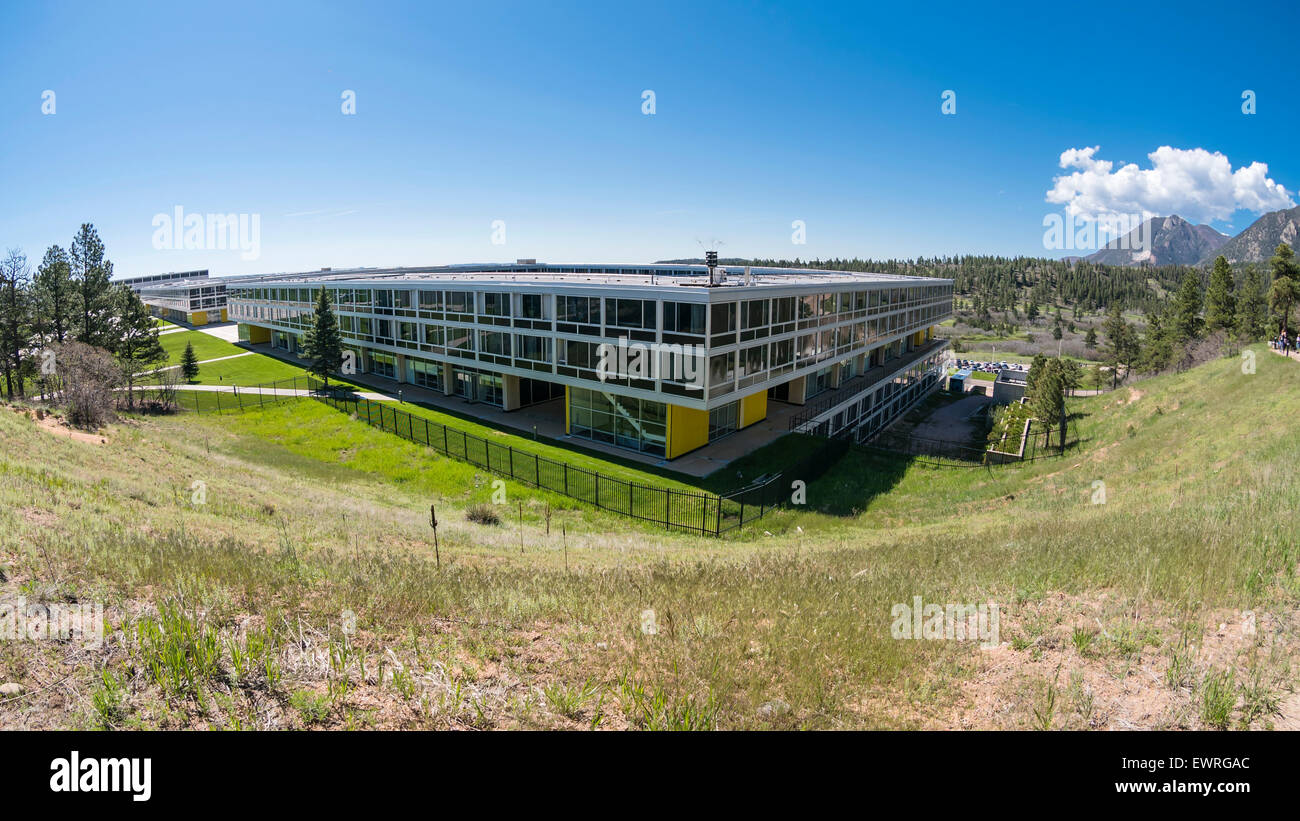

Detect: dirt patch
[34,413,107,445]
[1125,388,1145,405]
[940,593,1298,730]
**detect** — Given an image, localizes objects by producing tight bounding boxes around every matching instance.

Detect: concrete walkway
[195,322,241,342]
[163,383,393,402]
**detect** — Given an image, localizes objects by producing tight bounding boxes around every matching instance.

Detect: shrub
[51,342,120,429]
[466,504,501,526]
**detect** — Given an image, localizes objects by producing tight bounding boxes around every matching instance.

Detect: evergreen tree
[1084,326,1097,348]
[0,249,33,400]
[1088,362,1105,392]
[33,245,73,345]
[1101,305,1134,388]
[1025,353,1047,394]
[1171,269,1202,343]
[1204,255,1236,332]
[180,341,200,382]
[1236,265,1267,340]
[302,286,344,387]
[69,224,115,349]
[1140,307,1175,373]
[1060,358,1082,397]
[1267,243,1299,340]
[1028,357,1067,453]
[113,286,166,406]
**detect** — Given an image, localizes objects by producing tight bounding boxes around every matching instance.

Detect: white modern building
[138,277,228,325]
[227,262,953,459]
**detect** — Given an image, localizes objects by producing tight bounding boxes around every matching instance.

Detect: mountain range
[1207,205,1300,265]
[1081,206,1300,267]
[1084,215,1227,266]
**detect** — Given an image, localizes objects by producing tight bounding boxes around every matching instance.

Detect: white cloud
[1045,145,1294,224]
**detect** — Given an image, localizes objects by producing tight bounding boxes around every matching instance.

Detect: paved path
[156,383,395,402]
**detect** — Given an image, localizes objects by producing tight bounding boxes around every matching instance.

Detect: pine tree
[180,341,200,382]
[34,245,73,345]
[1029,357,1067,453]
[302,286,344,388]
[1025,353,1047,395]
[1236,265,1267,340]
[1141,307,1175,373]
[0,249,33,400]
[1084,326,1097,348]
[1171,269,1202,343]
[1204,255,1236,332]
[113,286,166,406]
[1267,243,1299,340]
[1102,305,1133,388]
[69,224,115,350]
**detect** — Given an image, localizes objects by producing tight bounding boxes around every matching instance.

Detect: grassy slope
[159,330,243,364]
[1,346,1296,730]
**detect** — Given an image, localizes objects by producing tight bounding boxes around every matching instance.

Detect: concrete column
[830,362,842,389]
[502,374,521,411]
[395,353,407,384]
[443,365,455,396]
[785,374,807,406]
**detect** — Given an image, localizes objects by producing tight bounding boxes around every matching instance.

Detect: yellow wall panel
[241,323,271,343]
[739,390,767,428]
[666,403,708,459]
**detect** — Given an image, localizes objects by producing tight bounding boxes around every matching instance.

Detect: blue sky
[2,0,1297,277]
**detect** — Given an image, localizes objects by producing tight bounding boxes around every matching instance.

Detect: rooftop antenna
[696,237,725,286]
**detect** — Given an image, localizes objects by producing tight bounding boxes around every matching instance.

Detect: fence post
[509,447,514,479]
[564,463,569,495]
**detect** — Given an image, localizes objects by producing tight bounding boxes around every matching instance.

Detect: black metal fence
[309,380,845,537]
[126,375,319,414]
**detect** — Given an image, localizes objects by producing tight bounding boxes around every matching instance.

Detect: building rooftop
[218,262,948,291]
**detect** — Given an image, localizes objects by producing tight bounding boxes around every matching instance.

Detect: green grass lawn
[186,353,324,385]
[339,396,708,493]
[159,330,245,364]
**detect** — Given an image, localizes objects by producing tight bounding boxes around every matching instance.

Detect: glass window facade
[222,270,955,446]
[568,387,666,456]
